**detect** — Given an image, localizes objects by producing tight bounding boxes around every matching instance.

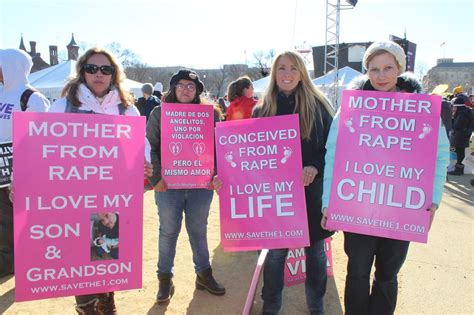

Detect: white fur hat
[154,82,163,92]
[363,41,406,73]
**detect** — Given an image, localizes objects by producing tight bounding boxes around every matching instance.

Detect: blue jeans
[155,189,213,275]
[343,232,410,315]
[261,239,327,314]
[96,247,118,260]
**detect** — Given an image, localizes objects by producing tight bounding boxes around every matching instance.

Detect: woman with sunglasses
[49,47,134,116]
[146,69,225,306]
[49,47,151,315]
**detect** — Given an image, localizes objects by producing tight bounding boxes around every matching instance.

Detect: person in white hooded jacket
[0,48,50,278]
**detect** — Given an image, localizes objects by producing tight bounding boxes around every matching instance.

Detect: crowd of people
[0,39,472,315]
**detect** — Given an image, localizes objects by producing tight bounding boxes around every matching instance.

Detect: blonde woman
[253,51,335,315]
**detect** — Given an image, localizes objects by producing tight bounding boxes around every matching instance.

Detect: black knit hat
[169,69,204,94]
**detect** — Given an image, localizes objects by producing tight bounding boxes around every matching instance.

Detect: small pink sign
[284,238,334,287]
[326,90,442,243]
[161,103,214,189]
[12,112,145,301]
[216,115,309,251]
[284,248,306,286]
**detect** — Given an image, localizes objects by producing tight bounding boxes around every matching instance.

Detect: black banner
[0,142,13,187]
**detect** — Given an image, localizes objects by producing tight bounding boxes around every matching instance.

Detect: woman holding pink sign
[146,69,225,305]
[249,51,335,315]
[321,41,449,315]
[49,47,149,315]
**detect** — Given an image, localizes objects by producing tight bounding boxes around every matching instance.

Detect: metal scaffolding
[324,0,357,75]
[324,0,357,107]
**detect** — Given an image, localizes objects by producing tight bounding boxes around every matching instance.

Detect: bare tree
[415,62,428,82]
[253,49,275,77]
[202,64,261,97]
[202,68,226,97]
[106,42,144,70]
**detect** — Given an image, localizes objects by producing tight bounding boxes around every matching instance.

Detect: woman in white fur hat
[321,41,449,315]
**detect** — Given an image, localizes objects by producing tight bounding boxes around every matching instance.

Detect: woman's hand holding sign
[154,179,168,192]
[302,166,318,186]
[320,207,328,230]
[144,161,153,177]
[427,203,438,231]
[211,175,223,192]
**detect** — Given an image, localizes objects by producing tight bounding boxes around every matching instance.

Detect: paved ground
[0,174,472,314]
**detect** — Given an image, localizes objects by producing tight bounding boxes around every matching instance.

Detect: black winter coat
[450,106,473,148]
[252,93,334,243]
[136,95,161,121]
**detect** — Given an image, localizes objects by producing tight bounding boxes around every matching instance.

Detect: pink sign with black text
[161,103,214,189]
[326,90,442,243]
[216,115,309,251]
[13,112,145,301]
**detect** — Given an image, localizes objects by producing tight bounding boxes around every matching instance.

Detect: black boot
[196,268,225,295]
[156,273,174,305]
[448,163,464,175]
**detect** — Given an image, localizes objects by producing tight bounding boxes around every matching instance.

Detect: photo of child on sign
[90,212,119,260]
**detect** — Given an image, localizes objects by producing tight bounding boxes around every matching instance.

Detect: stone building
[423,58,474,94]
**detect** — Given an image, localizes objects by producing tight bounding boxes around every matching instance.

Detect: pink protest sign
[216,114,309,251]
[284,238,334,287]
[12,112,145,301]
[284,248,306,286]
[326,90,442,243]
[161,103,214,189]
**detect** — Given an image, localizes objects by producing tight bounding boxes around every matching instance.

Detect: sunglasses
[83,64,115,75]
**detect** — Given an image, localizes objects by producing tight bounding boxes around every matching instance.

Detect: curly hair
[61,47,134,107]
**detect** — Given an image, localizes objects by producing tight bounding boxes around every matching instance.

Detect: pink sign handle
[242,249,268,315]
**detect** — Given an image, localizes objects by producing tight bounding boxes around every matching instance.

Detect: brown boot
[75,297,99,315]
[97,292,117,315]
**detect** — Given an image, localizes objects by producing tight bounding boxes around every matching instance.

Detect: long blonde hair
[62,47,134,107]
[258,51,334,140]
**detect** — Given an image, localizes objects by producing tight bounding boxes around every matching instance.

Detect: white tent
[252,76,270,97]
[312,66,362,109]
[312,66,361,86]
[28,60,143,101]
